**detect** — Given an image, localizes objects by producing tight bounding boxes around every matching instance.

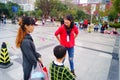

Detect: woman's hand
[56,36,60,43]
[38,57,44,67]
[74,34,78,39]
[38,57,42,63]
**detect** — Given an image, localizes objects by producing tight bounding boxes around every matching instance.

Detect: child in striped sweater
[49,45,75,80]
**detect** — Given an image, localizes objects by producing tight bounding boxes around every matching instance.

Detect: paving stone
[0,21,119,80]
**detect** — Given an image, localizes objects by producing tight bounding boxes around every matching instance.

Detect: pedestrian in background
[94,23,99,32]
[50,45,75,80]
[15,16,42,80]
[54,14,79,76]
[83,19,88,30]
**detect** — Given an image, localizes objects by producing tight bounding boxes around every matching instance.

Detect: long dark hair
[64,14,74,35]
[64,14,74,29]
[16,16,35,48]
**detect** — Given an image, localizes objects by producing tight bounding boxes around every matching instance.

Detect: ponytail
[15,18,27,48]
[15,27,27,48]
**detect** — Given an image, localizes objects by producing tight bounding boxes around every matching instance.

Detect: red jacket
[55,25,79,48]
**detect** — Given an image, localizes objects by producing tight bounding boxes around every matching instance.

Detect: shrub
[109,23,120,28]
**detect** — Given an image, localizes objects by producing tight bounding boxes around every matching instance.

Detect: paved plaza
[0,21,119,80]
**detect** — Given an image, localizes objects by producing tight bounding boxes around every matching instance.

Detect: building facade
[0,0,35,11]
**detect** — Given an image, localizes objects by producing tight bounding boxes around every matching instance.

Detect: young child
[49,45,75,80]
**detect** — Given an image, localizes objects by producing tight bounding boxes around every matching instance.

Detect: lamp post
[90,4,96,24]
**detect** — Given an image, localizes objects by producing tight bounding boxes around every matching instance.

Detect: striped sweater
[49,61,75,80]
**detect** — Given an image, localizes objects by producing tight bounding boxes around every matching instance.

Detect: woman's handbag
[29,62,49,80]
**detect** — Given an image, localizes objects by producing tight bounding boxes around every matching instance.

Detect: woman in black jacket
[16,16,42,80]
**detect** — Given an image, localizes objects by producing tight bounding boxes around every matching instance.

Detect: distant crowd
[73,19,119,35]
[0,14,7,24]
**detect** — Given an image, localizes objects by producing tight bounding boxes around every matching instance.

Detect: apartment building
[0,0,35,11]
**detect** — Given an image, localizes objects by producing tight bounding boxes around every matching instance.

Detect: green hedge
[109,23,120,28]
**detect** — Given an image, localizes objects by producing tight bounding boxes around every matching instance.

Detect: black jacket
[20,34,41,80]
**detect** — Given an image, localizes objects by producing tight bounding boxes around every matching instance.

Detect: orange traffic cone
[0,42,13,68]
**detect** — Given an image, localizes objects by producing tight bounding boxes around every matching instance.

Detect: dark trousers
[23,63,32,80]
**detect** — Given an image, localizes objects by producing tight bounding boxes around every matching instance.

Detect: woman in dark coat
[16,16,42,80]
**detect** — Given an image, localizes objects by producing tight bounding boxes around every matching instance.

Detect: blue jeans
[66,47,74,71]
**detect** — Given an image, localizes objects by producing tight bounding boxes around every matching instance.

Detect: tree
[7,1,21,17]
[107,0,120,22]
[76,10,86,20]
[35,0,54,18]
[108,11,117,21]
[0,3,9,16]
[50,9,58,17]
[35,9,43,18]
[35,0,68,18]
[0,1,23,18]
[53,2,68,18]
[114,0,120,13]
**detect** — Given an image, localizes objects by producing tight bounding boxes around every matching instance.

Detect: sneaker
[71,70,76,77]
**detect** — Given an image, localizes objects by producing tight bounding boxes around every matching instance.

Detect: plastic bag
[29,62,49,80]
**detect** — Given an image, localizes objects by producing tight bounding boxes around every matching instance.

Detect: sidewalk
[0,22,119,80]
